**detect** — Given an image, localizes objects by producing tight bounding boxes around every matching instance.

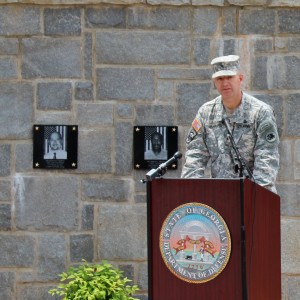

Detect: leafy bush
[49,260,139,300]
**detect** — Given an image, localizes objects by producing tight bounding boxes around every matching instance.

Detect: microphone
[145,151,183,181]
[222,117,232,134]
[158,151,182,170]
[222,117,254,180]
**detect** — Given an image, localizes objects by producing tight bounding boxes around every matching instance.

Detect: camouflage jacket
[181,92,280,193]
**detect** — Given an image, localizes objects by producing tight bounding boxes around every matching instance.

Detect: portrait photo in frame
[33,124,78,169]
[133,126,178,170]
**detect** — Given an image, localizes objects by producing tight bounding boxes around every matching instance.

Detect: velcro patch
[265,130,277,143]
[259,120,278,144]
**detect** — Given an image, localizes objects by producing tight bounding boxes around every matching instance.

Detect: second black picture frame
[133,126,178,170]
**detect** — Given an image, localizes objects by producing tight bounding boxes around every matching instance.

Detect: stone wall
[0,1,300,299]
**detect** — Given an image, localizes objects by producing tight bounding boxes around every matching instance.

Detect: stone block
[275,37,289,51]
[254,37,273,53]
[22,37,81,78]
[0,83,33,139]
[97,68,155,101]
[239,9,276,35]
[0,37,18,54]
[85,6,126,28]
[229,0,267,4]
[222,8,237,35]
[0,204,11,230]
[70,234,94,262]
[34,112,73,125]
[158,68,211,80]
[0,145,10,176]
[193,8,219,35]
[287,37,300,52]
[135,194,146,203]
[194,38,211,65]
[18,285,57,300]
[82,204,94,230]
[0,235,34,267]
[84,32,93,80]
[116,103,134,119]
[15,143,32,173]
[83,178,133,202]
[115,122,133,175]
[137,263,148,291]
[192,0,224,4]
[286,94,300,136]
[278,10,300,34]
[157,81,174,101]
[127,6,190,30]
[77,103,113,126]
[287,276,300,300]
[281,218,300,273]
[98,204,147,260]
[134,295,148,300]
[0,6,40,35]
[0,57,17,79]
[253,56,286,90]
[148,0,189,4]
[44,8,81,36]
[176,83,211,125]
[14,176,79,230]
[77,129,112,173]
[37,235,66,281]
[118,264,134,281]
[285,56,300,89]
[0,180,10,202]
[277,141,293,181]
[37,82,72,110]
[135,104,174,125]
[75,81,94,101]
[294,140,300,180]
[96,31,189,65]
[0,272,15,299]
[277,184,300,216]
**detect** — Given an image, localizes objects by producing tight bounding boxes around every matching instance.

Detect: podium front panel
[148,178,244,300]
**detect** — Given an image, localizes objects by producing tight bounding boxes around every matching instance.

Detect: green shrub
[48,260,139,300]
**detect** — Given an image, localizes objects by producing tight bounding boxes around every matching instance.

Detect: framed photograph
[33,124,78,169]
[133,126,178,170]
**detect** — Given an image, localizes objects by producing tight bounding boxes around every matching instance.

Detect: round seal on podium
[160,202,231,283]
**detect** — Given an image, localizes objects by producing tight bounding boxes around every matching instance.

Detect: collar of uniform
[220,92,248,124]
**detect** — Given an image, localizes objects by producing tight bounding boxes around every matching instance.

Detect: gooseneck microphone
[145,151,183,181]
[222,117,254,180]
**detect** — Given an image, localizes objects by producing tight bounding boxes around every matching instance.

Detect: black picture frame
[133,126,178,170]
[33,124,78,169]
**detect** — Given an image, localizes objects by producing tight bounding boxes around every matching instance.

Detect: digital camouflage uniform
[181,92,280,193]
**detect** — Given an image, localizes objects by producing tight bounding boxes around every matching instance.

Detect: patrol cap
[211,55,240,79]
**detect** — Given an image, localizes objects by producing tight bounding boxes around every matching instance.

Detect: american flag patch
[192,119,202,132]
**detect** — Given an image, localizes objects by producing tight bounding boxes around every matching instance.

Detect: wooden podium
[147,178,281,300]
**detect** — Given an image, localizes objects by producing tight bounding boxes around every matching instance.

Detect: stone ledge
[0,0,299,7]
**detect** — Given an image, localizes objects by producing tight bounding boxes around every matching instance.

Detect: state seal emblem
[160,203,231,283]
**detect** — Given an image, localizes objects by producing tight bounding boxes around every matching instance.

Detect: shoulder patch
[192,118,202,132]
[186,128,197,144]
[258,120,278,144]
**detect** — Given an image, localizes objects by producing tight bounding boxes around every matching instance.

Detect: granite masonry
[0,1,300,299]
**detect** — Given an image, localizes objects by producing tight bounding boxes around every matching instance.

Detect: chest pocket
[233,122,256,161]
[204,123,228,162]
[204,122,256,162]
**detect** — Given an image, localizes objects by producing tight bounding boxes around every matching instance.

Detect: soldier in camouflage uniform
[181,55,280,193]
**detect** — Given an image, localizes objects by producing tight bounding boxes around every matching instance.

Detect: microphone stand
[223,117,252,300]
[222,118,254,180]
